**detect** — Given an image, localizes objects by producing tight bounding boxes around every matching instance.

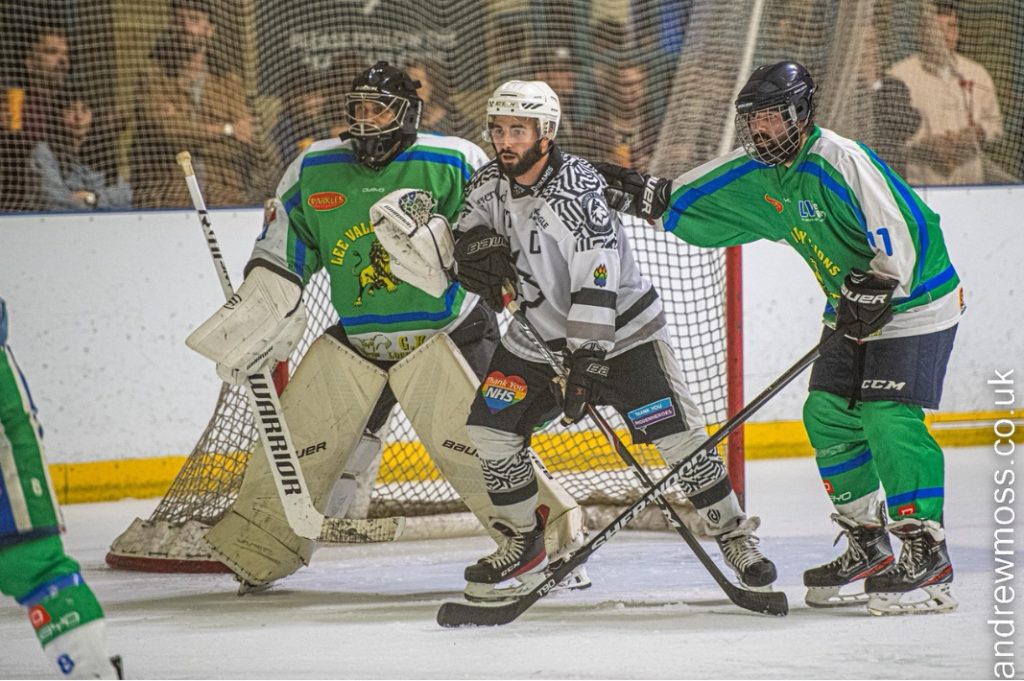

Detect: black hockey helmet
[345,61,423,169]
[734,61,817,165]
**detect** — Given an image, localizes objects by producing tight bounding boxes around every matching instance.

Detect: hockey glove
[453,225,519,311]
[594,162,671,221]
[836,269,899,340]
[559,348,611,425]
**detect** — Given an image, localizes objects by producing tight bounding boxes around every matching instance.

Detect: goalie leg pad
[204,333,388,588]
[389,334,584,553]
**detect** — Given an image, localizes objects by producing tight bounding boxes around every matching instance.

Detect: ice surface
[0,446,1012,679]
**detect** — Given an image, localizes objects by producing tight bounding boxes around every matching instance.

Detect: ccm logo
[862,379,906,391]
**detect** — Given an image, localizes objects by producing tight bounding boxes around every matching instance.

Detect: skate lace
[719,518,767,570]
[895,531,928,578]
[830,527,868,571]
[482,532,526,569]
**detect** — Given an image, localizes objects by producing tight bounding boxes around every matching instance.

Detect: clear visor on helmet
[481,115,556,143]
[345,92,407,138]
[735,103,805,166]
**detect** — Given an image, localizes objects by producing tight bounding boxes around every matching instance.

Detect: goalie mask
[734,60,816,166]
[345,61,423,170]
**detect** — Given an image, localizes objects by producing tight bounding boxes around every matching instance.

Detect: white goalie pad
[204,333,388,588]
[370,188,455,298]
[388,334,584,553]
[186,265,307,384]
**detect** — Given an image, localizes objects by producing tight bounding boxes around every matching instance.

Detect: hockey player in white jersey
[448,80,779,599]
[184,63,587,594]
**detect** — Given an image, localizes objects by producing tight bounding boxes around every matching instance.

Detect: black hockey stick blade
[721,582,788,616]
[437,563,570,628]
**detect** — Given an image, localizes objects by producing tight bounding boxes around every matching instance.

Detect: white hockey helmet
[484,80,561,141]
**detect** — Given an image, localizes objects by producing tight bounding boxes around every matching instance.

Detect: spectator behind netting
[271,64,335,166]
[129,0,266,208]
[887,0,1004,185]
[406,58,455,136]
[0,26,70,211]
[29,90,131,211]
[530,45,596,159]
[591,60,656,172]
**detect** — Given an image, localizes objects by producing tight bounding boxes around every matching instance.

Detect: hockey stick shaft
[177,151,403,544]
[502,293,785,615]
[438,332,831,626]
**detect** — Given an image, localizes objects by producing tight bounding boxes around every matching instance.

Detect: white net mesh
[4,1,1019,566]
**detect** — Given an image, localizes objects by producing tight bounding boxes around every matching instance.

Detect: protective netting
[5,0,1017,563]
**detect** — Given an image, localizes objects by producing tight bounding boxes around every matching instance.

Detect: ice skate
[464,510,548,602]
[865,518,957,615]
[804,512,894,608]
[716,516,777,589]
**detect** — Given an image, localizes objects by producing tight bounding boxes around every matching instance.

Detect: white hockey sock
[42,619,118,680]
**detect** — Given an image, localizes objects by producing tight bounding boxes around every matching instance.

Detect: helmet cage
[735,103,806,166]
[345,91,417,138]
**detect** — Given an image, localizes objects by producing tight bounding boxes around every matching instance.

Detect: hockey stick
[176,151,404,544]
[437,332,836,627]
[499,291,787,616]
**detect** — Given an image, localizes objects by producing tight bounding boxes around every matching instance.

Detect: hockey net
[2,0,1020,569]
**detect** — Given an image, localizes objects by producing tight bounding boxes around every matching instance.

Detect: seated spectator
[406,58,455,136]
[272,64,335,165]
[1,26,70,211]
[531,45,596,159]
[29,91,131,211]
[887,1,1004,185]
[591,61,656,172]
[129,0,269,208]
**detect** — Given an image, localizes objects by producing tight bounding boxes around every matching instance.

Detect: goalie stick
[176,151,403,545]
[437,331,839,627]
[497,289,787,616]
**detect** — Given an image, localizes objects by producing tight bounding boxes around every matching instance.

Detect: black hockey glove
[453,225,519,311]
[559,348,611,425]
[594,162,671,221]
[836,269,899,340]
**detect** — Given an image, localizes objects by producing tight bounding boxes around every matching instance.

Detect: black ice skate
[804,512,894,608]
[464,510,548,602]
[716,516,777,589]
[865,518,957,615]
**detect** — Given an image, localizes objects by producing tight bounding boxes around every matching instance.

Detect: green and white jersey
[1,297,64,547]
[661,126,964,339]
[252,133,490,360]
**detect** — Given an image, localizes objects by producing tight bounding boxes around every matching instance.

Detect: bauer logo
[481,371,528,413]
[307,191,347,211]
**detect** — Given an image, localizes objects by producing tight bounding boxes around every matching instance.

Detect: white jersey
[456,147,668,362]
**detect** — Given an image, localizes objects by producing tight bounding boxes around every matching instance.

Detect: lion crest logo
[352,240,400,306]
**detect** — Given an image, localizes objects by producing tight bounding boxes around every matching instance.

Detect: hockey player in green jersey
[0,298,122,679]
[186,62,588,595]
[597,61,962,615]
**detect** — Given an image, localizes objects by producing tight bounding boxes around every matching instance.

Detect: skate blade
[805,585,869,608]
[867,584,958,615]
[463,571,548,603]
[555,565,592,592]
[236,577,274,596]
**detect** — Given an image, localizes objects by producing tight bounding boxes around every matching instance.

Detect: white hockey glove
[370,188,455,298]
[186,264,307,384]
